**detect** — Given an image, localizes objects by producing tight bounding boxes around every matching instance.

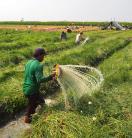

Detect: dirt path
[0,98,57,138]
[0,25,99,32]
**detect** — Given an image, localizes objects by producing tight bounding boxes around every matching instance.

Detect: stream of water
[57,65,104,109]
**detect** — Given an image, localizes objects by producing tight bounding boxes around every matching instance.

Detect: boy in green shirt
[23,48,55,123]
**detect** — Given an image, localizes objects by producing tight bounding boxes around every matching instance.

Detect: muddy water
[0,98,57,138]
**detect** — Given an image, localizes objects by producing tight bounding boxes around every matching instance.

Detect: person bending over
[75,32,85,45]
[23,48,56,123]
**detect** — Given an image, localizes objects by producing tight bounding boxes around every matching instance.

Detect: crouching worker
[60,31,67,40]
[75,32,89,45]
[23,48,56,123]
[75,32,85,45]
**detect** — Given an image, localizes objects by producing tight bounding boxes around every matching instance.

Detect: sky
[0,0,131,22]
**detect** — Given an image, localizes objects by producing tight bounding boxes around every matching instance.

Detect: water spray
[55,64,104,109]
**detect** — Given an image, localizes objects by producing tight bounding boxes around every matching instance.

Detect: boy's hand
[51,71,56,80]
[51,71,56,77]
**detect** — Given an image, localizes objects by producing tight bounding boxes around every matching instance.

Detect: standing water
[56,65,104,109]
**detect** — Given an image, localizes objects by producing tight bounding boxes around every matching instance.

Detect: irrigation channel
[0,98,57,138]
[0,65,104,138]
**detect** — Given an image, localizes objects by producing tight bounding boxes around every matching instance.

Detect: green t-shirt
[23,59,52,96]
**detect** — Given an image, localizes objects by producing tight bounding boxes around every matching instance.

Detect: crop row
[45,30,132,66]
[26,37,132,138]
[0,30,122,68]
[0,30,131,125]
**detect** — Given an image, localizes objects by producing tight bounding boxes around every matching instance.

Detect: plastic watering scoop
[55,64,62,78]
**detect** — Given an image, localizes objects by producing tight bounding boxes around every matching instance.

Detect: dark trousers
[25,92,44,118]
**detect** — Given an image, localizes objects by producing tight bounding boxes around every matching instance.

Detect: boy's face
[39,54,45,62]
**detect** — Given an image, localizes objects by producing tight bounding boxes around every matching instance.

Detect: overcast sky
[0,0,131,22]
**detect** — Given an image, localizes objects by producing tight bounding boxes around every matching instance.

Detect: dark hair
[33,48,47,58]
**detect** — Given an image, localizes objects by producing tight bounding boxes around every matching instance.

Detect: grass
[0,29,132,137]
[25,37,132,138]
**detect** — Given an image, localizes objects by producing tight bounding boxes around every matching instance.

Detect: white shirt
[75,33,81,43]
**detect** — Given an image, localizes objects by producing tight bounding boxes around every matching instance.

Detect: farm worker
[67,27,72,33]
[60,31,67,40]
[23,48,56,123]
[75,32,85,44]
